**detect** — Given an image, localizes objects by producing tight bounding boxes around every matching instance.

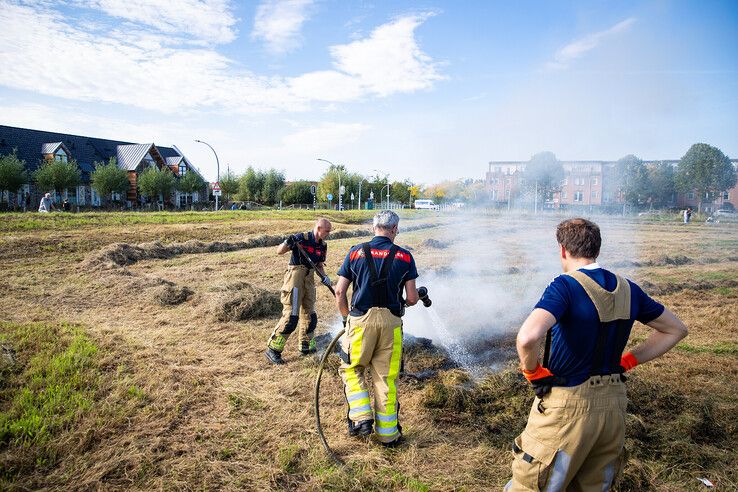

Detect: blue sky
[1,0,736,184]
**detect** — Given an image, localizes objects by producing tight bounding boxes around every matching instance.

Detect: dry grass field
[0,210,736,491]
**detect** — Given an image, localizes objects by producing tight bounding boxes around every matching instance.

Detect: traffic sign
[310,185,316,195]
[212,182,221,191]
[213,189,222,196]
[339,185,345,195]
[327,193,333,201]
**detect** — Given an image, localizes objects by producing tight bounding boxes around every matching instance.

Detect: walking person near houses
[334,210,419,446]
[38,193,54,213]
[23,191,30,212]
[506,218,687,491]
[265,218,333,364]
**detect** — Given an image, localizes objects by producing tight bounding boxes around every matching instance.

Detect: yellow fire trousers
[505,374,628,492]
[339,307,403,443]
[267,265,317,351]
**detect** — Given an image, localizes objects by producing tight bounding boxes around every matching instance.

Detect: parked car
[714,208,736,216]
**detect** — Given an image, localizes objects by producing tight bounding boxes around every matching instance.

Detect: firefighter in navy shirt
[335,210,419,445]
[265,218,332,364]
[506,218,688,492]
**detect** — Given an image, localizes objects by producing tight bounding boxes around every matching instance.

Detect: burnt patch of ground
[640,278,738,296]
[420,238,450,249]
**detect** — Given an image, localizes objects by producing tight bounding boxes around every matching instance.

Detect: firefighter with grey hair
[334,210,419,445]
[265,218,332,364]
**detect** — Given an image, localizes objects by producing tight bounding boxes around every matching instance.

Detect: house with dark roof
[0,125,207,209]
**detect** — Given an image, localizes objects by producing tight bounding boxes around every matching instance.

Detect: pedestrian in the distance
[38,193,54,213]
[506,218,688,491]
[24,191,31,212]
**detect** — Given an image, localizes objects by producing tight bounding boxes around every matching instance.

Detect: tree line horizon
[0,142,735,211]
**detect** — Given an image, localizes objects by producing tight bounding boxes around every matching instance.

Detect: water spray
[314,287,432,465]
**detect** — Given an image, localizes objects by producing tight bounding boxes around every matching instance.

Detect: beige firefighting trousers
[267,265,317,351]
[339,307,403,443]
[505,375,628,491]
[506,270,632,491]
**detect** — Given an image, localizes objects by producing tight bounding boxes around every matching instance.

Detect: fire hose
[313,286,432,465]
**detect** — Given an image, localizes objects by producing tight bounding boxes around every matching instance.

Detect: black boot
[300,339,317,355]
[347,419,374,437]
[265,348,285,365]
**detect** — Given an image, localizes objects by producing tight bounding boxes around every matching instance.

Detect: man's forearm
[629,309,688,365]
[336,294,349,317]
[517,340,541,372]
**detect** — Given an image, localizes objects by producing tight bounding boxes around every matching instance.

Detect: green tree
[90,157,129,207]
[279,181,314,205]
[647,161,676,208]
[176,171,206,209]
[262,169,285,205]
[615,155,651,209]
[524,151,564,209]
[34,159,81,198]
[138,166,176,203]
[238,166,265,202]
[676,143,736,212]
[317,164,347,203]
[0,151,27,209]
[389,180,412,207]
[219,170,240,202]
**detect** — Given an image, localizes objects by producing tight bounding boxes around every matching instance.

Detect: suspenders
[543,272,632,377]
[361,243,399,308]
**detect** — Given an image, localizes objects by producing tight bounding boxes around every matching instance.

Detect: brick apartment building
[485,159,738,212]
[0,125,207,209]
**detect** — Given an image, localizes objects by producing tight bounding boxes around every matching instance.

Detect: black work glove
[531,376,559,399]
[285,235,298,248]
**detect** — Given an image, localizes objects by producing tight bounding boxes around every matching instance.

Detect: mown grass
[0,209,430,232]
[0,322,99,477]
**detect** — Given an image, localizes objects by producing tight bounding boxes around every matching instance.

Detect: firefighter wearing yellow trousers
[506,218,688,491]
[335,210,419,445]
[265,218,332,365]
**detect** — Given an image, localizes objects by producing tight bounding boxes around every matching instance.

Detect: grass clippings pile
[81,223,441,270]
[205,281,281,321]
[420,238,449,249]
[149,284,194,306]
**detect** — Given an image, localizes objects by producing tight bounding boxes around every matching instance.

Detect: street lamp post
[373,169,390,210]
[317,158,342,211]
[195,139,220,211]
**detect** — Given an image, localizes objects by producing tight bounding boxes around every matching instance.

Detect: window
[723,191,730,200]
[561,191,567,199]
[562,177,568,185]
[592,177,598,185]
[687,192,695,199]
[54,148,68,163]
[143,152,157,168]
[591,190,598,198]
[574,191,583,202]
[505,189,510,198]
[179,164,187,176]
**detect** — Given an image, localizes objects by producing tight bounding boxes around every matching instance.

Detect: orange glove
[521,363,554,382]
[620,352,638,372]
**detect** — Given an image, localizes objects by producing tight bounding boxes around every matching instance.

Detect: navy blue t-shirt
[535,267,665,386]
[337,236,419,317]
[288,231,327,267]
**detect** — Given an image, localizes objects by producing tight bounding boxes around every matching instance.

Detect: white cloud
[547,17,636,70]
[282,122,370,152]
[0,2,441,114]
[251,0,314,54]
[83,0,238,44]
[330,13,444,96]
